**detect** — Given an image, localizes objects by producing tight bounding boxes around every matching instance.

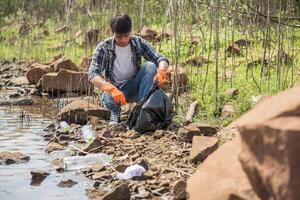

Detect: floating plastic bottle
[59,121,70,133]
[116,164,146,180]
[81,125,95,144]
[63,153,112,171]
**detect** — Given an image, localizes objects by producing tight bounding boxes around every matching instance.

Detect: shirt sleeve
[140,38,169,66]
[88,42,106,82]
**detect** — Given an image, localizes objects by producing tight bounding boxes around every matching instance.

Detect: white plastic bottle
[59,121,70,133]
[63,153,112,171]
[81,125,95,144]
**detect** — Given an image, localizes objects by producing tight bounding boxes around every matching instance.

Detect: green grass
[0,16,299,127]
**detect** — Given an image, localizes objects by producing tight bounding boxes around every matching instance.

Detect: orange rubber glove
[101,83,126,105]
[153,68,167,86]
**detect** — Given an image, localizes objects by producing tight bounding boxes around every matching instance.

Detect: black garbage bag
[126,81,174,133]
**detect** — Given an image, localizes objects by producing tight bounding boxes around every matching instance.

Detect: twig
[169,165,192,177]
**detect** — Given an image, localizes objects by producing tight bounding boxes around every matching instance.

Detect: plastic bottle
[59,121,70,133]
[116,164,146,180]
[81,125,95,144]
[50,149,75,159]
[63,153,112,171]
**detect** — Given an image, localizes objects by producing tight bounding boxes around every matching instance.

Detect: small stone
[153,130,164,139]
[115,163,130,172]
[45,142,65,153]
[173,180,187,200]
[100,183,130,200]
[225,88,239,97]
[89,163,105,172]
[82,138,102,153]
[57,179,77,188]
[30,170,50,186]
[178,125,201,143]
[92,171,112,180]
[0,151,30,165]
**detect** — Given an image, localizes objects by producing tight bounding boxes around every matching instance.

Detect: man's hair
[110,14,132,34]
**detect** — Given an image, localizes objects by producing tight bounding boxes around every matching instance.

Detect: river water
[0,104,92,200]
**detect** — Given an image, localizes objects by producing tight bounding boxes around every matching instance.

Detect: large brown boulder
[238,84,300,200]
[187,136,259,200]
[26,63,53,84]
[49,56,79,72]
[58,100,110,124]
[37,69,93,94]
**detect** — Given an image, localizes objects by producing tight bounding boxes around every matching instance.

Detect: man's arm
[90,75,108,88]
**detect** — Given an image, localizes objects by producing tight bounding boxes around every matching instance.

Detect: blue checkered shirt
[88,35,168,85]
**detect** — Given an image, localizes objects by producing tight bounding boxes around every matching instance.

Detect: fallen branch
[185,100,198,125]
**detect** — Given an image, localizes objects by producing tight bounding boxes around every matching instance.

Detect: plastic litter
[81,125,95,144]
[126,81,174,133]
[116,164,146,180]
[59,121,70,133]
[63,153,112,171]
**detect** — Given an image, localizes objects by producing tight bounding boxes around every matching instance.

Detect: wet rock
[172,179,187,200]
[0,98,33,106]
[51,158,64,172]
[49,56,79,72]
[225,88,239,97]
[58,100,110,124]
[225,43,241,56]
[45,142,65,153]
[37,69,92,94]
[30,170,50,186]
[9,76,29,86]
[237,84,300,200]
[185,56,209,66]
[221,103,234,117]
[139,27,157,41]
[82,138,102,153]
[100,183,130,200]
[57,179,77,188]
[8,91,21,98]
[190,136,218,164]
[26,63,52,84]
[187,137,259,200]
[0,151,30,165]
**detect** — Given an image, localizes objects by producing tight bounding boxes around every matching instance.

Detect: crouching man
[88,14,169,125]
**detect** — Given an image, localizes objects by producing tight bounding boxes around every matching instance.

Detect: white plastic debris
[116,164,146,180]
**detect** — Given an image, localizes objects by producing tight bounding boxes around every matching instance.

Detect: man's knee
[142,61,157,76]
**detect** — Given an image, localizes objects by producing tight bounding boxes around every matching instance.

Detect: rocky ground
[0,58,233,199]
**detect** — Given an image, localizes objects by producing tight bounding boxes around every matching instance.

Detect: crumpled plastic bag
[116,164,146,180]
[126,81,174,133]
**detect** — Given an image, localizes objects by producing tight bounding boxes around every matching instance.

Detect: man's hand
[154,69,167,86]
[101,83,126,105]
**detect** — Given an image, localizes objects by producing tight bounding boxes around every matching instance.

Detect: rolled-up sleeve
[140,38,169,66]
[88,42,106,82]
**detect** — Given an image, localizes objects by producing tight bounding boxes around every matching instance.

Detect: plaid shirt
[88,35,168,85]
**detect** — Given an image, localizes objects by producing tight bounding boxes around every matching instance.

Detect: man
[88,14,169,125]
